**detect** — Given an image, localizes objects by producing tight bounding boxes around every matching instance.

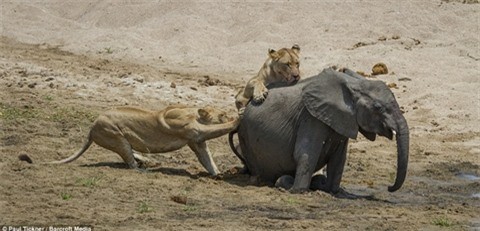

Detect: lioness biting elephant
[50,105,239,175]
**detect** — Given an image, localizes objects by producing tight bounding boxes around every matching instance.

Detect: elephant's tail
[228,128,248,173]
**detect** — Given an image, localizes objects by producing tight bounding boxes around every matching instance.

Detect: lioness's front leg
[252,83,268,103]
[196,119,239,141]
[188,142,219,176]
[243,78,268,104]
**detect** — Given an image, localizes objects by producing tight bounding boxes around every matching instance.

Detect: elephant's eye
[373,102,384,112]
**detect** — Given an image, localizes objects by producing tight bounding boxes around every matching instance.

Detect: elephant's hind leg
[290,114,327,193]
[310,174,327,191]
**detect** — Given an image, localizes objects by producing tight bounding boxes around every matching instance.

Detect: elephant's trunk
[388,114,409,192]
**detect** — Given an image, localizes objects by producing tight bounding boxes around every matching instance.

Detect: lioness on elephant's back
[235,44,301,111]
[21,105,239,176]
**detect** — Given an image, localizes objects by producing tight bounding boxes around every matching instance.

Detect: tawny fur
[235,45,301,111]
[52,105,239,175]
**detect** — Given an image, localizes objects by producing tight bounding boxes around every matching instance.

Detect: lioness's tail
[50,135,93,164]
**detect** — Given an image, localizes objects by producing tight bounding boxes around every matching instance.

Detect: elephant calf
[230,67,409,198]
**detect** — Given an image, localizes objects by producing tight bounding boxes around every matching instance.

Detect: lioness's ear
[291,44,300,54]
[198,108,212,121]
[268,48,279,59]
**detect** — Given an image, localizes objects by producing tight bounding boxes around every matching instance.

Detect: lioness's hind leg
[91,130,139,170]
[111,140,139,170]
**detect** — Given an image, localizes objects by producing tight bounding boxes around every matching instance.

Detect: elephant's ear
[302,68,358,139]
[359,126,376,141]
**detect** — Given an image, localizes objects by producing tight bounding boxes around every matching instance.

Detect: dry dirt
[1,1,480,230]
[0,36,478,230]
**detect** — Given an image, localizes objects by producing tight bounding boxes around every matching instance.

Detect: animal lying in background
[49,105,239,175]
[235,44,301,113]
[230,67,409,198]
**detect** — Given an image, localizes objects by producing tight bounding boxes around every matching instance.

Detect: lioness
[235,45,301,112]
[52,105,239,176]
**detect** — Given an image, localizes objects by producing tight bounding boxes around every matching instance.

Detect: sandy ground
[1,1,479,230]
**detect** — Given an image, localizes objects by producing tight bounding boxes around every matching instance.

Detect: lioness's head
[268,44,301,84]
[198,106,233,124]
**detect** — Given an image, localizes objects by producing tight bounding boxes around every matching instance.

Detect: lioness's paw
[238,107,245,116]
[252,90,268,103]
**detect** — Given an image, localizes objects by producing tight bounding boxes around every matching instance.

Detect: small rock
[200,75,220,86]
[170,82,176,88]
[18,154,33,164]
[398,77,412,81]
[170,195,188,205]
[131,74,144,83]
[190,86,198,91]
[372,63,388,75]
[45,77,54,82]
[356,71,371,77]
[206,78,219,86]
[27,82,37,88]
[387,83,398,89]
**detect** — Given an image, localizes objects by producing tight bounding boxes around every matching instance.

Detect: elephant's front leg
[290,116,326,193]
[320,139,360,199]
[324,139,349,193]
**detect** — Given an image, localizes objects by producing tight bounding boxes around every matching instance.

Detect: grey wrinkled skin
[232,68,409,197]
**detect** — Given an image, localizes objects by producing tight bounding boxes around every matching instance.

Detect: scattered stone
[27,82,37,88]
[45,77,55,82]
[356,71,371,77]
[170,195,188,205]
[18,154,33,164]
[387,83,398,89]
[378,36,387,41]
[354,42,368,48]
[371,63,388,75]
[133,77,144,83]
[391,35,401,40]
[442,0,479,4]
[399,77,412,81]
[199,75,220,86]
[412,38,421,45]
